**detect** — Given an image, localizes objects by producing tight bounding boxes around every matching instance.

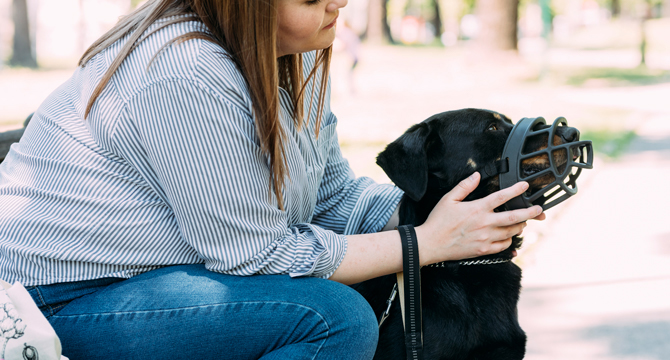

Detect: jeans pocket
[27,286,56,318]
[49,301,71,315]
[28,277,124,319]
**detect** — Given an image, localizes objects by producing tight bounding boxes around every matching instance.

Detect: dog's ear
[376,123,430,201]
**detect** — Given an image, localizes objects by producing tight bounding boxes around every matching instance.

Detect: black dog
[353,108,581,360]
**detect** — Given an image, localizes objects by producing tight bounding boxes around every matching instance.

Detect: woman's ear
[376,123,430,201]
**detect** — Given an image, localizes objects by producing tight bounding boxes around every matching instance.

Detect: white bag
[0,280,68,360]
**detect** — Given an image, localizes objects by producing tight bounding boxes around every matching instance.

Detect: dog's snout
[560,127,580,143]
[571,147,582,160]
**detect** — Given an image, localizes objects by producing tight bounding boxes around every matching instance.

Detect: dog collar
[425,257,512,268]
[378,256,512,330]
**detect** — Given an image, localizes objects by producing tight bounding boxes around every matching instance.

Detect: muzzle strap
[479,159,509,182]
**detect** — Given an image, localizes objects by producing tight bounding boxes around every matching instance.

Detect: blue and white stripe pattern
[0,18,403,286]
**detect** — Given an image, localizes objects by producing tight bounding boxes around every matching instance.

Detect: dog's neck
[398,195,432,226]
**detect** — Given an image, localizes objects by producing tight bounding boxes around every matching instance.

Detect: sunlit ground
[330,23,670,360]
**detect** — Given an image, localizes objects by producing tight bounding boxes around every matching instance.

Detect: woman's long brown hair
[80,0,332,210]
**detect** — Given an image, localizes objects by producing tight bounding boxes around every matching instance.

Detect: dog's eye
[487,124,498,131]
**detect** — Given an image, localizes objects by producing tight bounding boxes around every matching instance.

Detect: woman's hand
[330,171,546,284]
[415,171,544,266]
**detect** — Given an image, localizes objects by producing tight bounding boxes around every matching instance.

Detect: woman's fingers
[447,172,481,202]
[477,237,513,256]
[493,221,526,241]
[532,212,547,221]
[492,206,543,227]
[484,181,530,209]
[462,221,525,258]
[476,223,524,256]
[492,238,514,253]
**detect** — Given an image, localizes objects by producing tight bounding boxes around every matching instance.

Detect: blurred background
[1,0,669,358]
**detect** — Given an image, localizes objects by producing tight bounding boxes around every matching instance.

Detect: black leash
[380,225,513,359]
[396,225,423,360]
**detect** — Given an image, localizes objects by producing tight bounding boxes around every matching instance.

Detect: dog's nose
[560,127,580,143]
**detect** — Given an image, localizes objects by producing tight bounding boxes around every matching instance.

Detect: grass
[582,129,637,160]
[564,67,670,87]
[0,119,26,130]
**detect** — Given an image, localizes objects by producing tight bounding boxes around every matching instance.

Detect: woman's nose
[326,0,348,12]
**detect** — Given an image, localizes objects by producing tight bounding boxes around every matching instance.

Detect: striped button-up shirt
[0,18,402,286]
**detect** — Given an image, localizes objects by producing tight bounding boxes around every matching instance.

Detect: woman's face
[277,0,348,57]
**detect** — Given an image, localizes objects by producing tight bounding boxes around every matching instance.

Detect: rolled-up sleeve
[311,112,404,236]
[118,79,347,278]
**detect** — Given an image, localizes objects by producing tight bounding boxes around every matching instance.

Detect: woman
[0,0,543,359]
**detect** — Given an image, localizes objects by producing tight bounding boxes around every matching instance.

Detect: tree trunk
[611,0,621,17]
[366,0,384,44]
[640,0,652,67]
[475,0,519,51]
[366,0,393,44]
[432,0,443,39]
[9,0,37,68]
[381,0,394,44]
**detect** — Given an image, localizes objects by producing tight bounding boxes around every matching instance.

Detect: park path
[330,45,670,359]
[517,97,670,359]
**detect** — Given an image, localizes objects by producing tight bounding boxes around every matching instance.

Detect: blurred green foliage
[565,67,670,86]
[462,0,476,13]
[582,129,637,159]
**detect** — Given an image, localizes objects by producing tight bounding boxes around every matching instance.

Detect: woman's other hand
[415,172,544,266]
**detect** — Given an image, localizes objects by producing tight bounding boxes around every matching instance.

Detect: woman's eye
[487,124,498,131]
[307,0,322,4]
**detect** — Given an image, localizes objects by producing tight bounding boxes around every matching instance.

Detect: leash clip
[378,283,398,328]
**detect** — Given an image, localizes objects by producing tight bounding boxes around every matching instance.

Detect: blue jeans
[27,264,378,360]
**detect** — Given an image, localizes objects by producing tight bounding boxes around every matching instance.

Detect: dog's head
[377,108,582,210]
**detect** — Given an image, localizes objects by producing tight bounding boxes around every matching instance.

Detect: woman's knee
[301,278,379,353]
[337,285,379,351]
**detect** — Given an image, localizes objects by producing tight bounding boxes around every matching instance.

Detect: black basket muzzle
[499,117,594,211]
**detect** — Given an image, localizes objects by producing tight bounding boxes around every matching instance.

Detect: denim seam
[33,286,48,308]
[49,300,333,329]
[50,302,68,313]
[50,300,332,355]
[310,320,329,360]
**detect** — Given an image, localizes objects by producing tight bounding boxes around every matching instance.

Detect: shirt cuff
[288,224,348,279]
